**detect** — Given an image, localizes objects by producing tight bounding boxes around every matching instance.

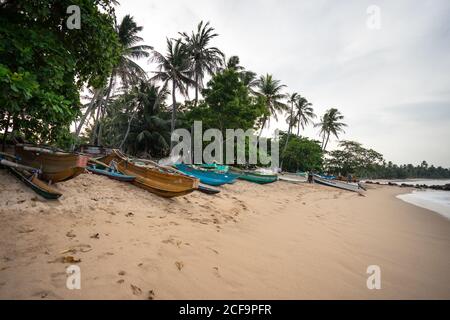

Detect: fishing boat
[87,161,135,182]
[296,171,308,177]
[197,184,221,195]
[313,175,361,192]
[278,173,307,184]
[8,167,62,199]
[197,163,229,172]
[317,174,337,180]
[98,150,199,198]
[229,167,278,184]
[1,155,62,199]
[175,163,237,186]
[14,144,87,182]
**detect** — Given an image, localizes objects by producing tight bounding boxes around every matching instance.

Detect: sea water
[394,179,450,220]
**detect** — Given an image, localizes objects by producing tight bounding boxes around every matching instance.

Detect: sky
[115,0,450,167]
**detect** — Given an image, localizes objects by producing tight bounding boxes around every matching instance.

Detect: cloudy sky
[115,0,450,167]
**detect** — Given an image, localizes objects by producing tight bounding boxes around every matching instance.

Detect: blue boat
[175,164,237,186]
[318,174,336,180]
[87,163,136,182]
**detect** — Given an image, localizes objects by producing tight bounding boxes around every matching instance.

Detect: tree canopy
[0,0,121,146]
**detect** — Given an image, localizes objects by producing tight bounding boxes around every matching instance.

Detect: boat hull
[230,168,278,184]
[98,151,199,198]
[15,144,87,182]
[8,167,62,199]
[279,174,307,184]
[87,165,135,182]
[175,164,237,186]
[313,175,360,192]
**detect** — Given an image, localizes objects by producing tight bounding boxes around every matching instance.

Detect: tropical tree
[1,0,121,149]
[89,14,152,145]
[151,38,195,147]
[95,81,171,156]
[282,93,299,156]
[224,56,258,91]
[293,96,315,136]
[315,108,347,151]
[180,21,224,104]
[254,74,287,136]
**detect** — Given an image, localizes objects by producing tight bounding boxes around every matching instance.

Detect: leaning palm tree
[180,21,224,104]
[315,108,347,151]
[151,38,195,147]
[88,14,152,145]
[254,74,287,136]
[294,96,315,136]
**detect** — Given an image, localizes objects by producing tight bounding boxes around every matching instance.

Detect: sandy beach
[0,169,449,300]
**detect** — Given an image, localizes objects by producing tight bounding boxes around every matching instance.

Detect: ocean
[393,179,450,220]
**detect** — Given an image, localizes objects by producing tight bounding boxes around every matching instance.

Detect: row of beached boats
[0,144,365,200]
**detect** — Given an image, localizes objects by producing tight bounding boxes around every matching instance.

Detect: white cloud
[115,0,450,167]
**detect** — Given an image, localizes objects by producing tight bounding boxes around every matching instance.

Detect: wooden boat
[98,150,199,198]
[7,166,62,199]
[313,175,361,192]
[198,184,221,195]
[14,144,87,182]
[279,173,307,184]
[229,167,278,184]
[175,164,237,186]
[87,162,135,182]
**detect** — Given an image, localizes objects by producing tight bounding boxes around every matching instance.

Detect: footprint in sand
[130,284,142,295]
[213,266,221,278]
[175,261,184,271]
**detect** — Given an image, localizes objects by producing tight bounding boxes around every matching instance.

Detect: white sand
[0,170,449,299]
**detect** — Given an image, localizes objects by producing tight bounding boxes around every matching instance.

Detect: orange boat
[14,144,87,183]
[98,150,198,198]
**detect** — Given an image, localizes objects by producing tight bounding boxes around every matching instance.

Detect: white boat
[313,175,362,192]
[279,173,307,184]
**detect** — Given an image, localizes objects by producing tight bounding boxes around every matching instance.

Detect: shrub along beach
[0,1,449,300]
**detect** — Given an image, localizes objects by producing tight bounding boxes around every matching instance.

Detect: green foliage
[0,0,120,145]
[96,81,171,157]
[325,140,384,176]
[182,68,266,132]
[280,133,323,172]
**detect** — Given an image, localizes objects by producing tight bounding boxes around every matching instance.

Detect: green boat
[229,167,278,184]
[197,163,229,172]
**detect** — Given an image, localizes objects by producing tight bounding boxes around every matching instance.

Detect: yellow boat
[14,144,87,183]
[98,150,199,198]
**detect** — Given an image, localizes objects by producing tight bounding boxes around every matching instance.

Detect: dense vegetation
[1,1,448,178]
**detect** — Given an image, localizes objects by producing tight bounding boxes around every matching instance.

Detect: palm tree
[315,108,347,151]
[120,82,170,154]
[88,14,152,145]
[294,96,315,136]
[224,55,257,91]
[180,21,224,104]
[280,93,299,169]
[151,38,195,148]
[254,74,287,136]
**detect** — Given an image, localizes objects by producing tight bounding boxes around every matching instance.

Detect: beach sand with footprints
[0,170,449,299]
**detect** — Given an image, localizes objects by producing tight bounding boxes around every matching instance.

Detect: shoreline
[1,170,449,299]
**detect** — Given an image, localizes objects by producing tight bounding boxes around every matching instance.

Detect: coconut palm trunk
[96,75,115,146]
[75,89,101,138]
[2,113,10,151]
[170,77,177,150]
[119,110,137,151]
[194,73,199,105]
